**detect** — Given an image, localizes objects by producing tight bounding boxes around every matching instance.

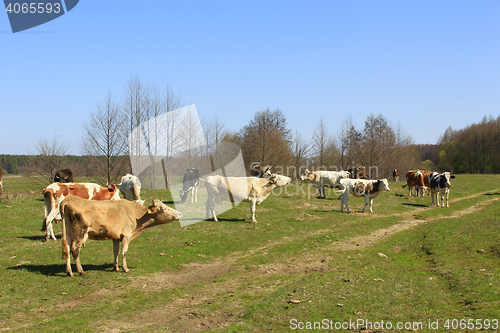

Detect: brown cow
[402,170,425,196]
[60,195,182,276]
[42,182,121,241]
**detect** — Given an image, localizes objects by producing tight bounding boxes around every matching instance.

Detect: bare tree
[239,108,292,172]
[289,130,312,178]
[312,117,336,169]
[82,92,129,186]
[31,133,70,184]
[124,77,183,189]
[203,113,227,172]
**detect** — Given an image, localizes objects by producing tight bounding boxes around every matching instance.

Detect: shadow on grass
[20,235,49,242]
[6,263,117,276]
[483,192,500,196]
[402,203,428,208]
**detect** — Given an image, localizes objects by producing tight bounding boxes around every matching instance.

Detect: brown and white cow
[392,169,400,182]
[339,178,391,213]
[402,170,426,196]
[429,172,455,207]
[299,169,350,199]
[420,170,434,196]
[250,164,272,178]
[205,174,291,223]
[119,174,145,205]
[42,182,121,241]
[53,168,74,183]
[60,196,182,276]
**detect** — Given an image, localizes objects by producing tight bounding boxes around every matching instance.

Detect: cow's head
[108,184,121,200]
[378,179,391,192]
[266,174,291,187]
[147,199,182,222]
[299,169,313,181]
[178,189,189,204]
[442,172,454,187]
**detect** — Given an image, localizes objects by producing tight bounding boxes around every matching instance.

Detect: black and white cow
[54,168,74,183]
[429,172,455,207]
[179,168,200,204]
[392,169,400,182]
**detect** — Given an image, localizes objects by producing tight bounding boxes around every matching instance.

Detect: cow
[339,178,391,213]
[179,168,200,204]
[119,174,145,205]
[402,170,425,196]
[53,168,74,183]
[250,164,272,178]
[205,174,291,223]
[299,169,350,199]
[420,170,434,196]
[347,167,367,179]
[0,168,3,195]
[429,172,455,207]
[42,182,121,242]
[60,195,182,276]
[392,169,400,182]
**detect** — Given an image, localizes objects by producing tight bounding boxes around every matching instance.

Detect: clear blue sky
[1,1,499,155]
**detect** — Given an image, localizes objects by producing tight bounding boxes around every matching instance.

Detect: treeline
[436,115,500,174]
[2,77,499,181]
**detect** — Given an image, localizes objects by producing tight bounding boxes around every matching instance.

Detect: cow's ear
[147,205,159,215]
[451,175,456,179]
[109,184,116,191]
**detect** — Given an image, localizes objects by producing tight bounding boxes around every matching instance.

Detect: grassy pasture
[0,174,499,332]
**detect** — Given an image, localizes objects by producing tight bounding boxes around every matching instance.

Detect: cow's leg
[193,185,198,203]
[113,240,120,272]
[361,195,370,213]
[121,237,131,273]
[62,223,73,277]
[43,203,59,241]
[206,200,218,222]
[341,193,351,213]
[250,199,257,223]
[71,239,86,277]
[445,190,449,207]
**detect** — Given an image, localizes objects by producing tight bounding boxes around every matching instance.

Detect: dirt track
[57,189,500,332]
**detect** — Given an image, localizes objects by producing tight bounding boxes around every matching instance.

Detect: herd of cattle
[0,164,455,276]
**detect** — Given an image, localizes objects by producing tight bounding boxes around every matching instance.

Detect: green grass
[0,174,499,332]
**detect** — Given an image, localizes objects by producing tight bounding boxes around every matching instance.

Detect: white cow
[119,174,145,205]
[299,169,350,199]
[429,172,455,207]
[339,178,390,213]
[205,174,291,223]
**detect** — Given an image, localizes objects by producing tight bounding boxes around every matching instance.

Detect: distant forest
[2,114,499,179]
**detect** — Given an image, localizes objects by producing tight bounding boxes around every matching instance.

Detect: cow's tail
[60,198,70,260]
[41,189,50,232]
[402,184,408,188]
[335,183,347,200]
